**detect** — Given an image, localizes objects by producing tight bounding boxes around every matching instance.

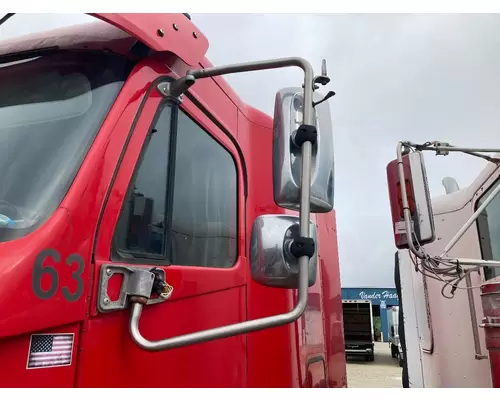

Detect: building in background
[341,287,399,343]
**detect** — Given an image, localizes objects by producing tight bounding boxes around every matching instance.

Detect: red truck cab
[0,13,346,387]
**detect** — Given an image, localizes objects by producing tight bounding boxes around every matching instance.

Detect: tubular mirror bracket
[97,265,171,313]
[157,75,196,104]
[397,141,500,268]
[129,57,318,352]
[290,236,316,259]
[480,316,500,329]
[293,124,317,148]
[396,141,426,260]
[0,13,15,27]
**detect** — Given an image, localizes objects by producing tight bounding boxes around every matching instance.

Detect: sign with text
[358,290,398,301]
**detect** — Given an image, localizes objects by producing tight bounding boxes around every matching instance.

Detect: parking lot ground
[346,342,403,388]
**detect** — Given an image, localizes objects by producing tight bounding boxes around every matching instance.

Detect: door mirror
[386,151,435,249]
[250,215,318,289]
[272,87,334,213]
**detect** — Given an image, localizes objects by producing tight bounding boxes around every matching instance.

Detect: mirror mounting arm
[399,140,500,259]
[129,56,317,352]
[156,76,196,104]
[293,124,318,148]
[396,141,500,268]
[0,13,14,27]
[396,141,427,260]
[290,236,316,259]
[405,140,500,164]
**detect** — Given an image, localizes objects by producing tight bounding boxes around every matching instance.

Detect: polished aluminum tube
[129,57,315,351]
[441,179,500,257]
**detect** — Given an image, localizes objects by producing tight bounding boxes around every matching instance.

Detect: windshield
[0,51,131,242]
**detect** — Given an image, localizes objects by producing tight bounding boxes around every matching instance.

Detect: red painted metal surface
[0,13,346,388]
[90,13,209,66]
[480,280,500,388]
[0,322,80,387]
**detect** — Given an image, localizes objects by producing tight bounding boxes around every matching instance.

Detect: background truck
[0,13,347,388]
[386,141,500,387]
[342,300,375,361]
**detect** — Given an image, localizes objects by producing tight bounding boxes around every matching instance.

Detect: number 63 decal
[32,248,85,302]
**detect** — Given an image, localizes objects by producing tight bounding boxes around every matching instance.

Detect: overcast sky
[2,13,499,288]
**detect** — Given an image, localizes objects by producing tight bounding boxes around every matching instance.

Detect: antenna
[313,58,331,87]
[311,59,335,107]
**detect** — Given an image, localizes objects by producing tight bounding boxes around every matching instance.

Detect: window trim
[112,101,175,263]
[184,91,248,199]
[474,176,500,280]
[111,96,241,268]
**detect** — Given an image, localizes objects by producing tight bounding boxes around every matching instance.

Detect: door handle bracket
[97,264,171,313]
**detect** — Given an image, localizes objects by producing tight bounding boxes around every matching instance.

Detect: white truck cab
[388,142,500,388]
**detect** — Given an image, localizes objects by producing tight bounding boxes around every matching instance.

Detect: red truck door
[76,78,248,387]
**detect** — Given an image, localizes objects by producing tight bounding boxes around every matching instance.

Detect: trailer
[386,140,500,387]
[342,300,375,361]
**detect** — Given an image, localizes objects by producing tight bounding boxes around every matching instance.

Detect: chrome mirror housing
[250,214,318,289]
[272,87,334,213]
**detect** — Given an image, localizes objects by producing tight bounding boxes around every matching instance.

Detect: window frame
[112,101,176,263]
[475,176,500,280]
[111,97,241,268]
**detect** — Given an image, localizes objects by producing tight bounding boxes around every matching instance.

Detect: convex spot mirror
[386,151,435,249]
[272,87,334,213]
[250,215,318,289]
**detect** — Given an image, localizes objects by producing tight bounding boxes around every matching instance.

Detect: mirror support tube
[441,180,500,258]
[396,141,426,260]
[129,57,315,352]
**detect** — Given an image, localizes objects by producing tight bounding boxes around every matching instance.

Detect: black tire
[391,344,398,358]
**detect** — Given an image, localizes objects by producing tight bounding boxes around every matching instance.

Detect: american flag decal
[26,334,74,369]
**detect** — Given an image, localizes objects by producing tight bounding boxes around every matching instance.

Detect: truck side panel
[317,211,347,388]
[240,110,299,387]
[397,250,424,387]
[240,109,346,388]
[0,57,156,388]
[0,14,347,388]
[78,59,249,387]
[418,206,491,387]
